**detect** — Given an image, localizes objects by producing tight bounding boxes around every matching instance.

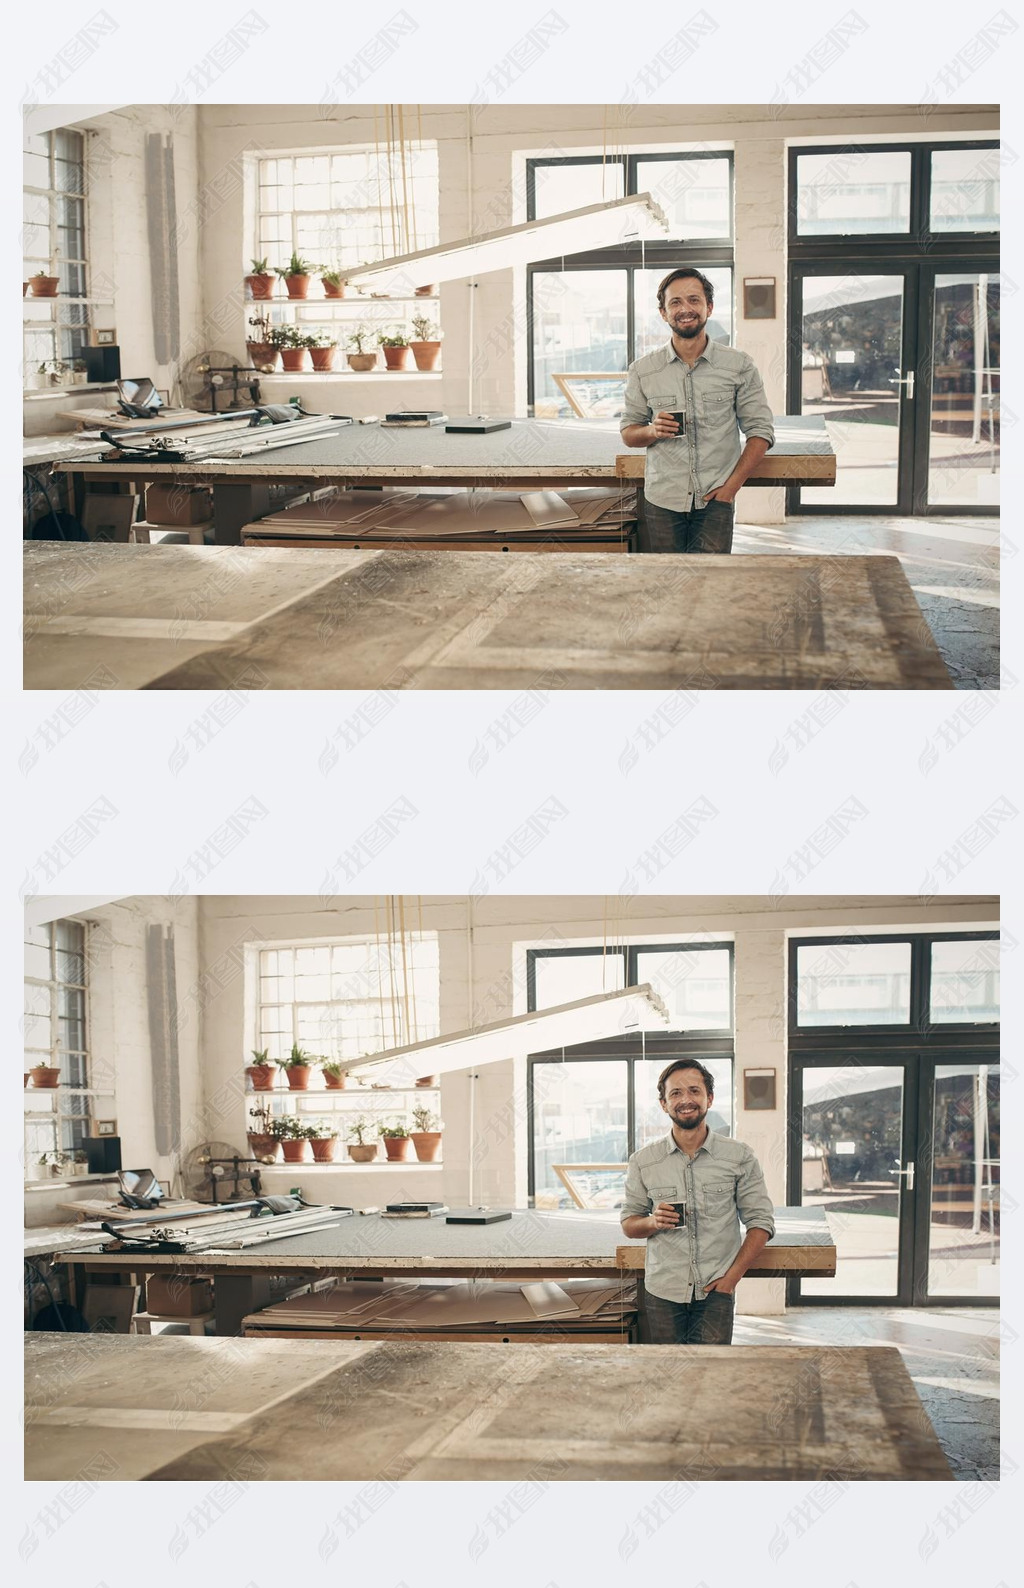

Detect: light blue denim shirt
[620,1128,776,1303]
[620,338,775,511]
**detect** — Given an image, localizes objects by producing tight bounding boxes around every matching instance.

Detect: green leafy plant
[411,1106,441,1132]
[266,326,318,351]
[278,1043,313,1069]
[321,269,347,288]
[347,1116,373,1145]
[308,1121,340,1140]
[377,1120,409,1138]
[249,257,270,275]
[347,325,374,354]
[321,1060,347,1079]
[276,252,318,278]
[377,328,409,348]
[308,330,337,348]
[248,1103,273,1130]
[268,1114,312,1141]
[410,314,440,342]
[250,1048,270,1065]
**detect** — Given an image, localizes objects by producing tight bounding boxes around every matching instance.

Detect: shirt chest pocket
[702,1176,737,1214]
[643,388,684,417]
[700,383,738,421]
[647,1182,679,1206]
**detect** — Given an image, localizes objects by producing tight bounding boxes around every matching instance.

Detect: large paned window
[22,127,92,377]
[527,152,734,416]
[526,943,734,1207]
[253,148,440,351]
[24,920,101,1173]
[788,931,999,1306]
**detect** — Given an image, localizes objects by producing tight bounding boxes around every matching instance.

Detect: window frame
[22,126,91,372]
[788,139,1001,260]
[525,941,735,1202]
[525,150,735,413]
[23,919,95,1165]
[788,930,1000,1044]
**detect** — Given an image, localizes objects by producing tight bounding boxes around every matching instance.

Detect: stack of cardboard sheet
[243,485,638,543]
[243,1276,637,1335]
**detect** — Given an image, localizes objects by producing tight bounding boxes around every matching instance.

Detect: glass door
[922,270,1000,509]
[918,1061,1000,1300]
[795,270,913,511]
[793,1059,917,1302]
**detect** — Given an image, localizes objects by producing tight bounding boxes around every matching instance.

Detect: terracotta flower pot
[382,1136,412,1162]
[410,1131,443,1163]
[348,1143,378,1163]
[279,348,308,372]
[246,273,274,300]
[323,1071,346,1090]
[410,341,442,372]
[310,346,336,372]
[414,285,437,296]
[31,1066,61,1088]
[285,1063,313,1089]
[415,1075,439,1088]
[280,1139,307,1163]
[382,345,412,371]
[30,276,60,298]
[347,353,377,372]
[247,1133,278,1160]
[311,1138,336,1163]
[246,1064,276,1091]
[284,273,310,299]
[247,342,280,371]
[322,281,346,298]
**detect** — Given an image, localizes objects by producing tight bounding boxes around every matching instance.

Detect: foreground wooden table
[24,1333,952,1481]
[54,415,835,545]
[59,1208,833,1336]
[24,543,951,691]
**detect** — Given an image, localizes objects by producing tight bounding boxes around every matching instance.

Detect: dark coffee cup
[670,1201,687,1226]
[669,412,686,434]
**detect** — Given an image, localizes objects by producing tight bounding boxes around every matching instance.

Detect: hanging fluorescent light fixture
[344,192,670,293]
[346,983,671,1084]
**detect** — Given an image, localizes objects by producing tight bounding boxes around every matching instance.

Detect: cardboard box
[146,1275,214,1317]
[145,484,213,526]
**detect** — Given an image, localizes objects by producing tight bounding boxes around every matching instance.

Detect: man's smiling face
[659,1067,713,1132]
[659,276,712,341]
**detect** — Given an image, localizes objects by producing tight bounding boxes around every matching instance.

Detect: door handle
[893,1160,916,1190]
[888,371,916,399]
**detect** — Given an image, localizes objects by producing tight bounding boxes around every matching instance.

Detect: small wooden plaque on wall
[744,1068,777,1110]
[743,278,776,319]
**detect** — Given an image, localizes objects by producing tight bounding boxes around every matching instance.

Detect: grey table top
[59,1205,834,1277]
[23,543,953,691]
[24,1333,953,1481]
[54,414,834,481]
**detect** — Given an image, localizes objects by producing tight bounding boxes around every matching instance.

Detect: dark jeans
[641,496,734,554]
[644,1287,736,1344]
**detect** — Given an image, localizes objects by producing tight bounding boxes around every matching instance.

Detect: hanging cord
[373,896,388,1046]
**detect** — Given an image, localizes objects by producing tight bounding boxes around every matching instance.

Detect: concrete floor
[736,513,999,689]
[734,1306,999,1480]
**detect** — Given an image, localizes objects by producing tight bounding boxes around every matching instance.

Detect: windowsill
[24,383,117,400]
[259,371,442,382]
[260,1160,443,1170]
[25,1173,119,1190]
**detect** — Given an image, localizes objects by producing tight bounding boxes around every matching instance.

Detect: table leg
[210,484,258,546]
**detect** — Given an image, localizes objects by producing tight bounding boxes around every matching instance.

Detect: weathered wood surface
[59,1206,833,1279]
[55,415,834,486]
[24,544,953,691]
[25,1334,953,1481]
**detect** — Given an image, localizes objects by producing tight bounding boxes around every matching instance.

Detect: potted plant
[321,269,348,299]
[276,253,318,300]
[346,326,378,372]
[414,284,438,297]
[308,330,338,372]
[278,1043,314,1090]
[321,1061,348,1091]
[347,1118,378,1163]
[377,328,412,372]
[246,312,279,371]
[247,1104,278,1161]
[378,1121,412,1162]
[410,1106,443,1163]
[246,257,275,300]
[414,1075,439,1088]
[309,1123,340,1163]
[39,1149,71,1178]
[271,1115,310,1163]
[409,315,443,372]
[30,269,60,298]
[267,325,312,372]
[246,1048,276,1091]
[29,1060,61,1089]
